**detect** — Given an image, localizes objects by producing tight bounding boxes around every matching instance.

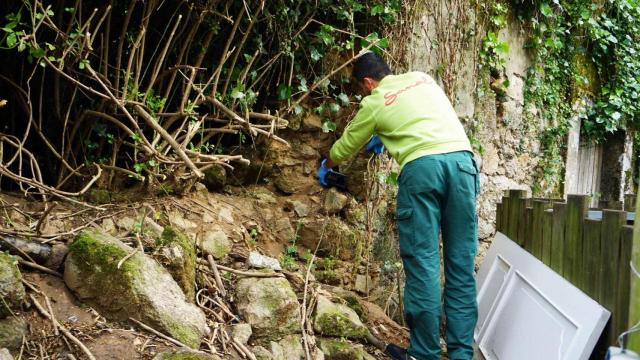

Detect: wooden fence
[495,190,640,351]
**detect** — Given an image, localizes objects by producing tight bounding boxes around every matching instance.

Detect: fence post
[583,218,603,301]
[600,210,627,345]
[550,202,567,275]
[564,195,590,289]
[615,226,634,346]
[627,191,640,351]
[541,206,553,266]
[506,190,527,245]
[531,200,550,261]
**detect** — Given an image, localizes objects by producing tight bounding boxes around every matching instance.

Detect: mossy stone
[313,295,368,339]
[64,229,208,348]
[0,252,25,318]
[156,226,197,300]
[318,338,375,360]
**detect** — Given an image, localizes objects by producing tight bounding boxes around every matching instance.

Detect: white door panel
[475,233,609,360]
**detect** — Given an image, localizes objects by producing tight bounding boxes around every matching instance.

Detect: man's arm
[327,98,377,167]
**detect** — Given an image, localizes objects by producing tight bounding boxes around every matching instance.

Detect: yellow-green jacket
[329,71,472,171]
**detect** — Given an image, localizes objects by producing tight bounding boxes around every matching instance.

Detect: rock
[64,229,208,348]
[248,251,282,271]
[274,218,295,242]
[299,144,319,159]
[44,243,69,270]
[0,316,26,350]
[0,237,51,264]
[324,188,348,215]
[199,229,231,259]
[274,167,311,195]
[203,164,227,192]
[299,218,365,261]
[231,323,252,345]
[0,252,25,318]
[0,348,12,360]
[353,275,373,295]
[252,335,306,360]
[101,218,116,234]
[153,350,222,360]
[302,113,323,131]
[115,216,136,232]
[318,338,375,360]
[168,211,198,231]
[253,189,277,205]
[235,277,300,340]
[155,226,197,300]
[291,201,309,217]
[194,182,208,192]
[217,207,234,224]
[202,212,215,223]
[313,295,368,339]
[269,335,305,360]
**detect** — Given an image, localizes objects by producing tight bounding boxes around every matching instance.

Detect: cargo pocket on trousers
[396,207,414,258]
[457,160,479,196]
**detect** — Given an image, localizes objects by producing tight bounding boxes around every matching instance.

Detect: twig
[134,104,204,178]
[45,295,60,336]
[206,255,227,298]
[30,294,97,360]
[35,203,57,235]
[18,258,62,277]
[129,317,189,348]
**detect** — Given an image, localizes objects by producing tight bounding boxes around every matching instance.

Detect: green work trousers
[396,151,479,360]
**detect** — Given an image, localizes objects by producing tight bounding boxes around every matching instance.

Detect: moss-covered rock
[0,252,25,319]
[156,226,197,300]
[198,229,231,260]
[203,164,227,192]
[64,229,208,348]
[318,338,376,360]
[152,350,222,360]
[299,218,365,261]
[235,277,301,341]
[313,295,368,339]
[0,316,27,350]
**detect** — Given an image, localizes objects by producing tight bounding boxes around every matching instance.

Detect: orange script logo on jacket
[383,76,431,106]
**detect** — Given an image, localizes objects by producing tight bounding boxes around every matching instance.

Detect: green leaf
[385,171,398,185]
[310,47,321,62]
[337,93,350,106]
[322,120,337,133]
[540,3,553,17]
[371,4,384,16]
[293,104,304,115]
[6,33,16,48]
[277,83,292,100]
[329,103,340,113]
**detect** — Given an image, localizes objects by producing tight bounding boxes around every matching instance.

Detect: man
[317,52,480,360]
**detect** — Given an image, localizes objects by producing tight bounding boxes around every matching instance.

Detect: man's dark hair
[352,52,392,81]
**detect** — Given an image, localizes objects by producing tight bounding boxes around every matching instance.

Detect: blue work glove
[365,135,385,155]
[317,159,335,187]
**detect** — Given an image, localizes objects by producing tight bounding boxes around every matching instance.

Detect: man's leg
[397,157,445,360]
[440,151,479,360]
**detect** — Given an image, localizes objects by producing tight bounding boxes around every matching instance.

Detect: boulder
[155,227,197,300]
[318,338,375,360]
[198,229,231,259]
[274,167,312,195]
[269,335,305,360]
[217,207,235,224]
[313,295,368,339]
[299,218,365,261]
[64,229,208,348]
[231,323,252,345]
[302,114,323,131]
[0,348,12,360]
[291,201,310,217]
[248,252,282,271]
[252,335,307,360]
[0,316,26,350]
[153,350,222,360]
[323,188,348,215]
[203,164,227,192]
[0,252,25,318]
[235,277,300,340]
